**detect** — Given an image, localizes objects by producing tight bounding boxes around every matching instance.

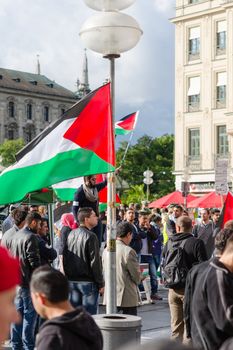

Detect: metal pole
[48,203,55,248]
[106,55,117,314]
[147,184,149,201]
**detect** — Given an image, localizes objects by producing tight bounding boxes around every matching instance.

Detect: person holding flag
[72,174,107,245]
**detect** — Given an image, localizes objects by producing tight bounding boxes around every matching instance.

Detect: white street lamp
[80,1,142,314]
[84,0,136,11]
[80,12,142,56]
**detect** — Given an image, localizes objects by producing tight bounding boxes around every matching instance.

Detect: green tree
[0,138,25,167]
[121,184,147,205]
[116,134,175,199]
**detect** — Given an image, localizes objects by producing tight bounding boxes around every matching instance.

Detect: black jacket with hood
[36,307,103,350]
[191,258,233,350]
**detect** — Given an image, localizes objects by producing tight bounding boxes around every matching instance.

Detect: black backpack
[163,238,189,289]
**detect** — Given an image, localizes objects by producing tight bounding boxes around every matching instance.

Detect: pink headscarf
[61,213,77,230]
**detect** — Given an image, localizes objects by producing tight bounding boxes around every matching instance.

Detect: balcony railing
[185,155,202,171]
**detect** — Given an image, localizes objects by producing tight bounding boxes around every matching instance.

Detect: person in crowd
[211,208,221,238]
[63,208,104,315]
[124,209,143,258]
[2,204,17,234]
[10,212,41,350]
[0,247,21,349]
[59,213,77,255]
[138,212,159,301]
[38,205,48,219]
[30,265,103,350]
[1,208,27,250]
[162,216,207,343]
[134,203,141,225]
[37,218,57,265]
[192,208,215,259]
[184,228,233,341]
[103,221,142,316]
[191,233,233,350]
[72,175,107,245]
[29,205,39,213]
[117,208,125,223]
[150,213,164,297]
[166,204,183,236]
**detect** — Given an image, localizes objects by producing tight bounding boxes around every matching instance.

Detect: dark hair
[212,208,220,215]
[215,229,233,254]
[176,216,192,232]
[78,207,94,224]
[201,208,210,215]
[26,212,42,224]
[224,220,233,230]
[117,222,133,238]
[174,205,183,211]
[30,265,69,303]
[12,209,27,226]
[149,213,161,223]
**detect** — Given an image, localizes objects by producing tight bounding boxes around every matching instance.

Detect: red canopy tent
[149,191,197,208]
[187,191,227,208]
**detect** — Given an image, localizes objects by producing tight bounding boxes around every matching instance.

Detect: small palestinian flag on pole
[0,83,115,205]
[115,111,139,135]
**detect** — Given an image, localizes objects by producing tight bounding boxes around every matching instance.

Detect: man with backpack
[162,216,207,342]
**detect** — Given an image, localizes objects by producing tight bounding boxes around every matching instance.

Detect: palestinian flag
[52,174,121,210]
[0,83,115,205]
[115,111,139,135]
[218,192,233,228]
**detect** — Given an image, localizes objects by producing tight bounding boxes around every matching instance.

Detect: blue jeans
[11,287,37,350]
[69,281,99,315]
[141,255,158,295]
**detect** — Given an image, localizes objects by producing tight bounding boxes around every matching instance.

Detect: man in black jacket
[192,233,233,350]
[63,207,104,315]
[163,216,207,343]
[10,211,41,350]
[72,175,107,245]
[30,265,103,350]
[37,218,57,265]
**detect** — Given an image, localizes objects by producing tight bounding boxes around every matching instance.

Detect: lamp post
[80,1,142,314]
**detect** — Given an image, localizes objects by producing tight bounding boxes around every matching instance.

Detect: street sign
[143,170,153,178]
[143,178,153,185]
[215,159,228,195]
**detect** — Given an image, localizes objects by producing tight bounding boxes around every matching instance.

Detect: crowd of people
[0,175,232,350]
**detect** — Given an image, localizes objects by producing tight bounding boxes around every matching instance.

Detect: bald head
[176,216,192,233]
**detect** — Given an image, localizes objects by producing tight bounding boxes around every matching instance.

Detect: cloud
[153,0,175,14]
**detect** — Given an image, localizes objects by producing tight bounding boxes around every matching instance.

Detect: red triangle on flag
[64,83,115,167]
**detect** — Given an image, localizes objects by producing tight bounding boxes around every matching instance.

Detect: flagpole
[120,130,135,166]
[106,55,118,314]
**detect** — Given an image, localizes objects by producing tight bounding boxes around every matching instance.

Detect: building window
[8,101,15,118]
[216,72,226,108]
[26,131,32,143]
[188,76,200,111]
[216,21,226,55]
[217,125,228,156]
[61,108,65,115]
[8,130,14,140]
[189,27,200,61]
[189,128,200,159]
[26,103,32,120]
[189,0,199,3]
[44,106,49,122]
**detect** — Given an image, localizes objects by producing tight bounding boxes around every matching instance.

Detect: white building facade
[172,0,233,194]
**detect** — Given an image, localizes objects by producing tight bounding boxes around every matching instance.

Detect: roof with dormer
[0,68,77,100]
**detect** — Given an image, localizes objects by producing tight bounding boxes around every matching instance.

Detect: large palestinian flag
[0,83,115,205]
[115,111,138,135]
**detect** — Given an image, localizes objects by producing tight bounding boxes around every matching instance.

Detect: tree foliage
[0,138,25,167]
[116,134,175,200]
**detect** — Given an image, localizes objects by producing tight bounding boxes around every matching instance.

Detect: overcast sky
[0,0,175,142]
